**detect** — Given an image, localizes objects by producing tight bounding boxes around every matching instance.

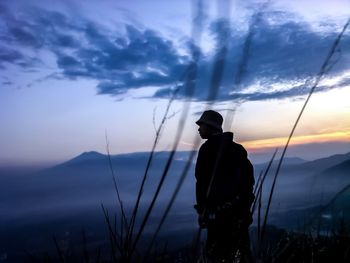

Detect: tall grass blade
[260,18,350,244]
[253,170,264,198]
[127,0,206,244]
[251,149,278,215]
[257,186,262,245]
[144,140,201,259]
[101,204,122,257]
[205,1,230,103]
[130,149,184,256]
[127,84,180,245]
[225,0,271,131]
[105,133,128,231]
[128,0,205,257]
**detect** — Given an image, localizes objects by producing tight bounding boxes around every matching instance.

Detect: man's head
[196,110,223,139]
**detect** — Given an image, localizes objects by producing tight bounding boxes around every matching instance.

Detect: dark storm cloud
[0,4,349,102]
[8,27,41,47]
[155,13,350,102]
[0,48,24,64]
[0,4,189,93]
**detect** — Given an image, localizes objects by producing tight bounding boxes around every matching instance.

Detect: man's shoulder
[230,141,248,158]
[232,141,246,150]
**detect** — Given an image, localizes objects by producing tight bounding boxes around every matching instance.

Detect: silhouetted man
[194,110,255,262]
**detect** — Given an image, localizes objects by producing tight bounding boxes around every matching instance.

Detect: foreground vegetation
[27,221,349,262]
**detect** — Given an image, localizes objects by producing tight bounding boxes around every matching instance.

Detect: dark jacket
[195,132,254,219]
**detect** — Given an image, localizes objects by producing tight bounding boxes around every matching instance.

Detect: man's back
[195,131,254,218]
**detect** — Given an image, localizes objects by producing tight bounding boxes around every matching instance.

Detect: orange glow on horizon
[242,130,350,152]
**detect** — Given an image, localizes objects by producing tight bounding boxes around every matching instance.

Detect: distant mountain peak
[78,151,105,158]
[69,151,106,163]
[80,151,104,157]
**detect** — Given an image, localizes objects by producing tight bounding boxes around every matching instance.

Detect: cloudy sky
[1,0,350,165]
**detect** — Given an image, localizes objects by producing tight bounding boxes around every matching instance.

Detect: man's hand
[198,214,207,228]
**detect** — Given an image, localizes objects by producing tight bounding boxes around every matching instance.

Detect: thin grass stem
[260,18,350,245]
[143,140,201,260]
[105,133,128,231]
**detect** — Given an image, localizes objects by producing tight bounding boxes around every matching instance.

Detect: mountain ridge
[59,150,350,168]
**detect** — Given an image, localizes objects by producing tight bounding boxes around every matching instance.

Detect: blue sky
[1,0,350,165]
